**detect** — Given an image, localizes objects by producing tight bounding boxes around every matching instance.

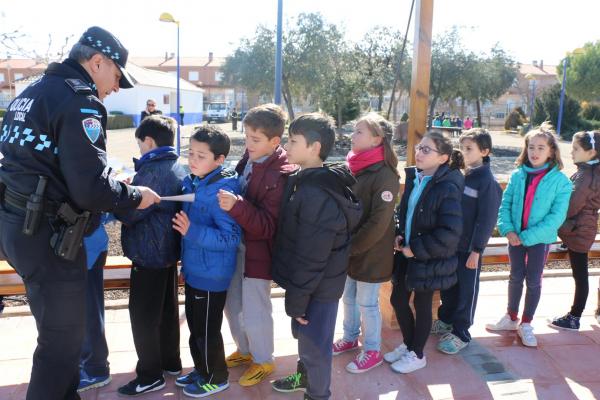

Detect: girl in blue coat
[487,123,572,347]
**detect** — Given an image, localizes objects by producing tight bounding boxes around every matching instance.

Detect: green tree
[221,13,344,120]
[220,26,275,99]
[428,27,469,126]
[320,46,363,126]
[461,46,517,126]
[282,13,345,119]
[532,83,582,139]
[355,26,404,111]
[560,41,600,102]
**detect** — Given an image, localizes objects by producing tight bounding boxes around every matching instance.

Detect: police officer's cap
[78,26,134,89]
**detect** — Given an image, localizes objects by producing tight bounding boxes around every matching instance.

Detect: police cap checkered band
[78,26,134,89]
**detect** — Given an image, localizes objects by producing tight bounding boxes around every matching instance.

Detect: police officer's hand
[136,186,161,209]
[172,211,190,236]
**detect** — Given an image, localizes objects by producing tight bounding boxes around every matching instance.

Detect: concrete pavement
[1,274,600,399]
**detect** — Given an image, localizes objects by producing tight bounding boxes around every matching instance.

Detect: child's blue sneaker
[183,381,229,398]
[437,332,468,355]
[77,371,111,392]
[175,369,203,388]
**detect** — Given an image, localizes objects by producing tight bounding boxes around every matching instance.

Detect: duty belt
[2,186,59,215]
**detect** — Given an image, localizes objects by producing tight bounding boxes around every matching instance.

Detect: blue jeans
[342,277,382,352]
[80,251,110,377]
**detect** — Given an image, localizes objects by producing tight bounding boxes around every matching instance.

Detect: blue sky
[1,0,599,65]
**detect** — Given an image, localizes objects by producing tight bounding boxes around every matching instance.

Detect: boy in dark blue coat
[114,115,187,396]
[271,114,362,400]
[433,129,502,354]
[172,125,242,398]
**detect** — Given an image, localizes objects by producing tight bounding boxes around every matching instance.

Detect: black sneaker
[272,371,307,393]
[117,377,166,396]
[549,313,580,331]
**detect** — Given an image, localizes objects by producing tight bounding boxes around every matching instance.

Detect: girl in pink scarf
[333,114,400,373]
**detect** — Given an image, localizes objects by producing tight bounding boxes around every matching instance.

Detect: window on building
[495,112,506,119]
[14,73,23,80]
[188,71,199,81]
[163,94,170,104]
[215,72,223,82]
[0,73,4,83]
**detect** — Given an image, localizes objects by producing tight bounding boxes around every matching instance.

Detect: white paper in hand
[160,193,195,202]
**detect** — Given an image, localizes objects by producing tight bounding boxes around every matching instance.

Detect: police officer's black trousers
[0,205,86,400]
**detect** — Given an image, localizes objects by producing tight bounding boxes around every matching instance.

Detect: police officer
[0,27,160,400]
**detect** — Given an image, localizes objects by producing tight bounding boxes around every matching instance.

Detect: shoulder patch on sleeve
[65,79,93,94]
[82,117,102,143]
[381,190,394,202]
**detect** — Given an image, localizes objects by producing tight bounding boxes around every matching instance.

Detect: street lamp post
[160,12,181,155]
[274,0,283,105]
[557,49,583,136]
[557,57,568,136]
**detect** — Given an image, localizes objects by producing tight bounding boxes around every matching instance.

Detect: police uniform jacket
[0,58,141,222]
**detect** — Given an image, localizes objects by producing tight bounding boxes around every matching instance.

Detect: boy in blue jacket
[114,115,187,397]
[172,125,241,398]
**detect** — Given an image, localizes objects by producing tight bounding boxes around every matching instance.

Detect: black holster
[23,176,48,236]
[50,203,90,261]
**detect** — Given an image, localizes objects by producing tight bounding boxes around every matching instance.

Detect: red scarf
[346,145,385,175]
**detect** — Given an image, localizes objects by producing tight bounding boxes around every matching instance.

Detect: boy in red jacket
[217,104,295,386]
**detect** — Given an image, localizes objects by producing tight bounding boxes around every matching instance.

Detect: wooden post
[406,0,434,166]
[381,0,435,330]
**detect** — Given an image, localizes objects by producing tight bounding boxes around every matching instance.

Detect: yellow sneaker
[225,350,252,368]
[238,362,275,387]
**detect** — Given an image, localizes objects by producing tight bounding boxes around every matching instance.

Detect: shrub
[504,108,526,130]
[532,83,582,139]
[581,102,600,121]
[107,115,134,129]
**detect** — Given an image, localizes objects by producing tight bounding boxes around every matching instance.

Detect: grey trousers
[224,244,274,364]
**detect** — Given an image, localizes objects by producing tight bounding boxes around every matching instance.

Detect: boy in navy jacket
[172,125,241,398]
[115,115,187,397]
[433,129,502,354]
[271,114,362,400]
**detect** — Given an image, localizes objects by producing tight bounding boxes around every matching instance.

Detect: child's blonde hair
[515,122,564,170]
[356,113,400,176]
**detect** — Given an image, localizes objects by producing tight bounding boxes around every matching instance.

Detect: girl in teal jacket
[487,123,572,348]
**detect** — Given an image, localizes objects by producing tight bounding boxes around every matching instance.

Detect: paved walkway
[1,274,600,399]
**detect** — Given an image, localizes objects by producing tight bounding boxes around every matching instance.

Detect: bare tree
[1,28,73,63]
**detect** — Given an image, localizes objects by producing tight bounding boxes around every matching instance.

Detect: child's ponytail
[449,149,465,170]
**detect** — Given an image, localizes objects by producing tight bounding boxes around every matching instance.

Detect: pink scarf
[346,146,385,175]
[522,169,549,229]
